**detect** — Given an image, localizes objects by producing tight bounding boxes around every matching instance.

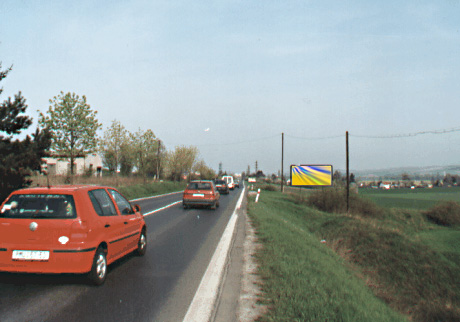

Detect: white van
[222,175,234,190]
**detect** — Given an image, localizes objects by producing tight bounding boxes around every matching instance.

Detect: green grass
[248,192,407,322]
[359,187,460,210]
[249,190,460,322]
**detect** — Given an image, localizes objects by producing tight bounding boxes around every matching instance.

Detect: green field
[359,187,460,210]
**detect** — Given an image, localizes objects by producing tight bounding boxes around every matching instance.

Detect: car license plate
[12,250,50,261]
[193,194,204,197]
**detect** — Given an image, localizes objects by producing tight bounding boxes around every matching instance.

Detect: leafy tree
[333,170,343,186]
[99,120,131,174]
[401,173,410,181]
[131,128,159,181]
[0,62,51,202]
[193,159,216,180]
[38,91,101,175]
[167,145,198,181]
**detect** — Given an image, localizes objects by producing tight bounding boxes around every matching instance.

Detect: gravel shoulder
[213,190,267,322]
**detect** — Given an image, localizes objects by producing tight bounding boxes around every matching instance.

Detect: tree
[99,120,132,174]
[38,92,101,175]
[350,173,355,183]
[0,62,51,202]
[333,170,343,185]
[401,173,410,181]
[131,128,159,181]
[193,159,216,180]
[166,145,198,181]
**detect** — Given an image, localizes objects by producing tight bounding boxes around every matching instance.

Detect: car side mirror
[133,204,141,213]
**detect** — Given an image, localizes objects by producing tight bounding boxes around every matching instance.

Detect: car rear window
[186,182,212,190]
[215,180,226,184]
[0,194,76,219]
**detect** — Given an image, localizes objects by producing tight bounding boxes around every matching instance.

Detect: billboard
[290,165,333,187]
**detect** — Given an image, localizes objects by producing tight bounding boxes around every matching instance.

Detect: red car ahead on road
[0,185,147,285]
[183,180,220,210]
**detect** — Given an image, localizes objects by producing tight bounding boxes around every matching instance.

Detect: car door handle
[104,224,110,228]
[124,222,128,225]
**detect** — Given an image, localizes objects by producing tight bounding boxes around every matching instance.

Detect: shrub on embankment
[294,187,383,218]
[423,200,460,227]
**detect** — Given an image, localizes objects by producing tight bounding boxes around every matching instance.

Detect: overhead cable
[350,126,460,139]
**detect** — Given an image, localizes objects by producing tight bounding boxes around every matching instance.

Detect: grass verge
[248,190,460,322]
[248,191,406,322]
[118,181,186,200]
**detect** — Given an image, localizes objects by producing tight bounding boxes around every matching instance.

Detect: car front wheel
[136,229,147,256]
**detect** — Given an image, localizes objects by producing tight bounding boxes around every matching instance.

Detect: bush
[306,187,383,217]
[260,183,277,191]
[424,200,460,227]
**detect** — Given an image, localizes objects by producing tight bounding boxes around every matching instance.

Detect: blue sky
[1,1,459,174]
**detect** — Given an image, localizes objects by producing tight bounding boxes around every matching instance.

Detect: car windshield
[187,182,212,190]
[0,194,77,219]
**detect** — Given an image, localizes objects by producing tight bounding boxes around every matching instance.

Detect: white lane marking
[183,187,246,322]
[129,190,183,202]
[143,200,182,217]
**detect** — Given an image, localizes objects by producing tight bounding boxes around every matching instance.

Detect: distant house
[42,153,103,176]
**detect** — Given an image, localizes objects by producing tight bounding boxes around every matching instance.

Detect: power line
[284,134,343,140]
[350,126,460,139]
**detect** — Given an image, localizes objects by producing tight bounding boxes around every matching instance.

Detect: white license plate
[12,250,50,261]
[193,194,204,197]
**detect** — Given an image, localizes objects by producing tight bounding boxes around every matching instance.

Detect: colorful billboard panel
[290,165,333,186]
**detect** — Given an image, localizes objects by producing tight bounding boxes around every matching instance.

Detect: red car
[0,185,147,285]
[183,180,220,209]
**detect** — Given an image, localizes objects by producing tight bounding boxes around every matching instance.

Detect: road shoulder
[213,190,267,322]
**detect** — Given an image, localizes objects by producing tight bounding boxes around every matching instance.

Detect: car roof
[11,185,112,194]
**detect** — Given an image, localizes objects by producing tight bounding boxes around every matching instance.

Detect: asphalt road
[0,188,244,322]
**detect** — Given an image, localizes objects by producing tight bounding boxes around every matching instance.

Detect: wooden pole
[346,131,350,212]
[281,132,284,193]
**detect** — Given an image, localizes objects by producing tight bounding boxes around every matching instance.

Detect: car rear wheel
[88,247,107,286]
[136,229,147,256]
[216,200,220,207]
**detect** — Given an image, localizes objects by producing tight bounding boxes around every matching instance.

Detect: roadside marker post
[255,188,260,203]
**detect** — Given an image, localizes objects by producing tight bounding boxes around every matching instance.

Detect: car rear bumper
[0,245,95,274]
[183,198,216,206]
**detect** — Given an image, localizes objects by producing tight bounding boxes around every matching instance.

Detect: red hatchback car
[0,185,147,285]
[183,180,220,209]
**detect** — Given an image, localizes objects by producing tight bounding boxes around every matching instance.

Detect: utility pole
[346,131,350,212]
[281,132,284,193]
